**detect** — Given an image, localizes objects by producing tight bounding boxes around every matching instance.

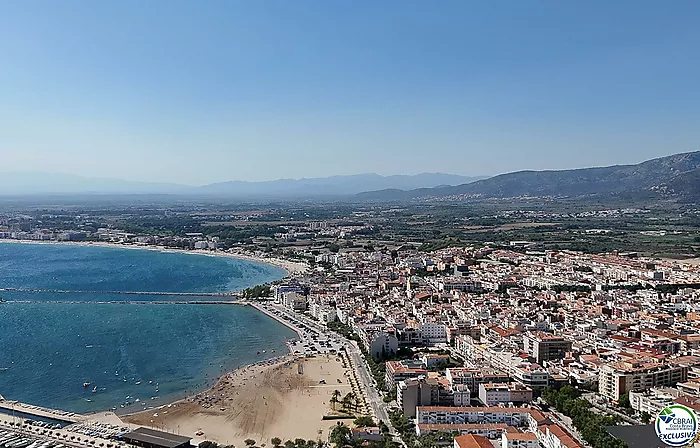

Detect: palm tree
[244,439,256,448]
[330,389,341,411]
[342,392,355,412]
[271,438,282,448]
[353,396,362,412]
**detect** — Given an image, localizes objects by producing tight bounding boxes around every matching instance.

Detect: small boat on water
[83,382,90,388]
[92,386,98,393]
[135,381,141,385]
[256,351,260,355]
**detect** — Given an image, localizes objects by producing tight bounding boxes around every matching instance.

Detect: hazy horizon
[1,1,699,184]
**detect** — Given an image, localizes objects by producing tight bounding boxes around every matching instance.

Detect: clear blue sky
[1,1,699,185]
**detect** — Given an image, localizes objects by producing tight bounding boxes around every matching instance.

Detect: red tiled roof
[454,434,493,448]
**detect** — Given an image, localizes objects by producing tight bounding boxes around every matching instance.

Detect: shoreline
[0,238,310,421]
[248,301,305,339]
[0,238,308,279]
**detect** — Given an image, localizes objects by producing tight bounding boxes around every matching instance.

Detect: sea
[0,242,295,414]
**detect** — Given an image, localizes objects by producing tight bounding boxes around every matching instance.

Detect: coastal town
[4,209,700,448]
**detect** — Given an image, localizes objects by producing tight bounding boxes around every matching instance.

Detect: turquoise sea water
[0,242,294,414]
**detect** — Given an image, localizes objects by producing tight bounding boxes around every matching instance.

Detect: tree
[271,439,282,448]
[329,424,351,448]
[618,392,631,409]
[640,411,651,424]
[328,243,340,253]
[284,441,296,448]
[331,389,341,411]
[244,440,256,447]
[354,416,376,427]
[342,392,355,412]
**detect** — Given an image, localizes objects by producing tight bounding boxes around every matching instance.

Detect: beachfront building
[386,360,428,392]
[397,376,462,417]
[357,324,399,360]
[282,291,308,311]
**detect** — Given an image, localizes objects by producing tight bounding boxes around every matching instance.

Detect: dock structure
[0,287,240,297]
[0,399,85,424]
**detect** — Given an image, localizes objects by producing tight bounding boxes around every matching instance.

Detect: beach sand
[124,354,356,446]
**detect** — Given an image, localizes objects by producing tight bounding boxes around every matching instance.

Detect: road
[581,393,641,425]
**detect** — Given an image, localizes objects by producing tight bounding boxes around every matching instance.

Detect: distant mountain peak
[0,171,484,197]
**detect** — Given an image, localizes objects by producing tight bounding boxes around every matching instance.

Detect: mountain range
[357,151,700,201]
[0,172,484,197]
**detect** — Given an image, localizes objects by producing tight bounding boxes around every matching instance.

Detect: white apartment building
[501,432,539,448]
[478,383,534,406]
[416,406,532,427]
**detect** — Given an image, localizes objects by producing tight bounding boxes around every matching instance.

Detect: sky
[0,1,699,185]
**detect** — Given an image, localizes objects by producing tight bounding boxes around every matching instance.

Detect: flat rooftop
[121,427,192,448]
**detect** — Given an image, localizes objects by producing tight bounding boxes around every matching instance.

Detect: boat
[256,351,260,355]
[92,386,98,393]
[83,382,90,388]
[135,381,141,385]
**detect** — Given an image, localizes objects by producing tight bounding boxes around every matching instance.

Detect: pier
[0,287,240,297]
[0,399,84,424]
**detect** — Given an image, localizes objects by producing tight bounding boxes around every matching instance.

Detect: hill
[357,151,700,201]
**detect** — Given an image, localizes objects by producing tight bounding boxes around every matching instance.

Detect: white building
[501,432,539,448]
[478,383,534,406]
[282,291,308,311]
[420,323,448,344]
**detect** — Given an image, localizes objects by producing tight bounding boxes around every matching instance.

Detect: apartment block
[598,360,688,400]
[478,383,534,406]
[523,332,572,364]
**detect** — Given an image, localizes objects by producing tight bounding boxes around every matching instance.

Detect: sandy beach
[124,354,357,446]
[0,239,308,276]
